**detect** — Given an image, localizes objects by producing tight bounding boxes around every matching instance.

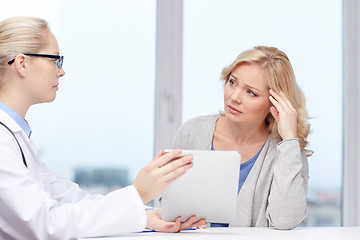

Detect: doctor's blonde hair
[0,16,49,87]
[221,46,312,157]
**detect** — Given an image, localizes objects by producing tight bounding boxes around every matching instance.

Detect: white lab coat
[0,110,147,240]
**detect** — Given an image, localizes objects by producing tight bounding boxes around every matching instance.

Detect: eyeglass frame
[7,53,64,68]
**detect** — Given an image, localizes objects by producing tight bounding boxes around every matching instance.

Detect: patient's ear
[14,54,28,77]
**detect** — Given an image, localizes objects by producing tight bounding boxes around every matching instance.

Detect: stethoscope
[0,121,27,167]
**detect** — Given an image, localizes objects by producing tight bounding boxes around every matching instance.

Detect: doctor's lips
[227,105,242,114]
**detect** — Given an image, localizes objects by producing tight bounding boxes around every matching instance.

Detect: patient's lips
[228,105,241,115]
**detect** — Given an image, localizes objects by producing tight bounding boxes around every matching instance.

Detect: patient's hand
[146,209,207,232]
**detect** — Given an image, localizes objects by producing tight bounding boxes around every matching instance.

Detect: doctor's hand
[133,149,193,204]
[146,209,207,232]
[269,89,298,140]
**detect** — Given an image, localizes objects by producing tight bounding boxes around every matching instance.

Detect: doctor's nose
[57,68,65,78]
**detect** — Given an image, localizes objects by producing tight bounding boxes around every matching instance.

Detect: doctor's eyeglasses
[8,53,64,68]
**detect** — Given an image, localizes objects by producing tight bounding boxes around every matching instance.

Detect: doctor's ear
[14,54,29,77]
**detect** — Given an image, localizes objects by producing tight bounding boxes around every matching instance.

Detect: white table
[80,227,360,240]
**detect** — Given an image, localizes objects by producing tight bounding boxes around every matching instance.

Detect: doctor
[0,16,205,239]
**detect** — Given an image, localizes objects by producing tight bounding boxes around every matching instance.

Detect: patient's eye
[229,79,237,87]
[247,90,257,97]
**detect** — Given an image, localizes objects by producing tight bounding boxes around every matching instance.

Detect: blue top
[237,145,263,193]
[0,102,32,138]
[211,141,263,194]
[210,140,263,228]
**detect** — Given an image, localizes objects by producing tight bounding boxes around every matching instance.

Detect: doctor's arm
[0,137,146,239]
[46,148,199,233]
[44,149,193,206]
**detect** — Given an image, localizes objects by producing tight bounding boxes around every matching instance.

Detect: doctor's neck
[0,93,30,119]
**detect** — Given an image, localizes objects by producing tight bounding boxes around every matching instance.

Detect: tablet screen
[161,150,240,223]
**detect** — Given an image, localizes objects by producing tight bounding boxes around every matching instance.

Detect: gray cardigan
[172,114,309,230]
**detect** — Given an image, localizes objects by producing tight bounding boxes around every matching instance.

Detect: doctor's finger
[151,149,182,168]
[178,216,197,231]
[150,150,164,165]
[167,217,182,232]
[159,155,193,176]
[187,218,207,230]
[163,162,193,183]
[153,150,164,160]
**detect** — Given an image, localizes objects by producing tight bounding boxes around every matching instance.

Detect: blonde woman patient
[0,16,205,239]
[173,46,312,230]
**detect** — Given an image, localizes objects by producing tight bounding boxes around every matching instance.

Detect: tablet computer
[161,150,240,223]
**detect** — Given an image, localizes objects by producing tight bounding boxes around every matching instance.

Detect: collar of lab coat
[0,109,24,134]
[0,109,31,150]
[0,109,38,168]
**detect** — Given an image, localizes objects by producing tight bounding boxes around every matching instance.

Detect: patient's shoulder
[180,114,220,131]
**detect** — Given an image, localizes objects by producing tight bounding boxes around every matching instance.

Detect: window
[182,0,343,226]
